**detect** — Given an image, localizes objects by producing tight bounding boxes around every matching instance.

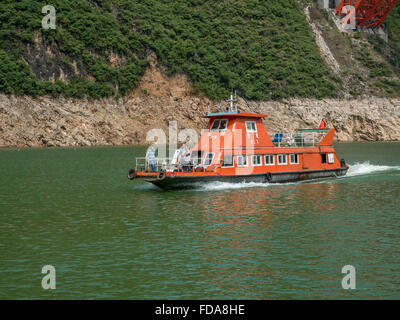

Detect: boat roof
[203,112,267,119]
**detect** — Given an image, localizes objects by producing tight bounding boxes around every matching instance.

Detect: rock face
[246,98,400,142]
[0,93,211,147]
[2,45,399,148]
[0,93,399,148]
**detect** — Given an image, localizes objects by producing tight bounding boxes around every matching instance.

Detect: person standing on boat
[178,143,191,172]
[146,145,157,172]
[285,133,294,146]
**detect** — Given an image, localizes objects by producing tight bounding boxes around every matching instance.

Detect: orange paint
[133,110,348,188]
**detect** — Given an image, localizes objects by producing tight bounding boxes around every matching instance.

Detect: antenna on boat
[226,89,238,113]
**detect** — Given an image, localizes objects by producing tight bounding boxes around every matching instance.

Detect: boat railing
[293,129,329,147]
[135,157,173,172]
[271,129,329,147]
[135,157,210,173]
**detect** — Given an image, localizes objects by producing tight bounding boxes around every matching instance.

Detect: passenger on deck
[146,145,157,172]
[178,143,192,172]
[285,133,294,146]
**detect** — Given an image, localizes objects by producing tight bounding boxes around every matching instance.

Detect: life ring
[299,173,309,180]
[157,170,166,180]
[127,169,137,180]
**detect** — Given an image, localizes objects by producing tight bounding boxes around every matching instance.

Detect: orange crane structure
[336,0,398,28]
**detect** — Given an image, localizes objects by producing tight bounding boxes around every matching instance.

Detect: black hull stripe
[136,168,349,190]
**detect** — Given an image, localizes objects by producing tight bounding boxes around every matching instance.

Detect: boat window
[265,154,275,166]
[237,155,248,167]
[290,154,299,164]
[191,151,204,165]
[203,152,214,166]
[252,155,262,166]
[222,154,234,167]
[219,119,228,130]
[277,154,287,165]
[210,120,220,131]
[245,121,257,132]
[321,154,327,163]
[328,153,335,164]
[210,119,228,131]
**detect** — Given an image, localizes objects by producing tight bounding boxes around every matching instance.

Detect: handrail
[135,157,213,173]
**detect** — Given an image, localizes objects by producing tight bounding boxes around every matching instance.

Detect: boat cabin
[189,111,339,176]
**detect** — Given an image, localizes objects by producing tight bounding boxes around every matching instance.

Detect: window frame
[265,154,275,166]
[191,150,204,166]
[210,120,220,131]
[221,154,234,168]
[277,154,288,165]
[218,119,228,131]
[251,155,262,166]
[210,119,229,131]
[236,155,248,167]
[289,154,299,164]
[245,121,257,133]
[203,152,215,167]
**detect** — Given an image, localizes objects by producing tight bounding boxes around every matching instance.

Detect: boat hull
[137,167,349,190]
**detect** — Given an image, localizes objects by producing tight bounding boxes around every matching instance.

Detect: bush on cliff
[0,0,398,100]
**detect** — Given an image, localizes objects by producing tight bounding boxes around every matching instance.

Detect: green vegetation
[0,0,337,100]
[367,2,400,72]
[375,78,400,97]
[356,49,392,78]
[385,1,400,68]
[1,0,399,100]
[0,0,148,99]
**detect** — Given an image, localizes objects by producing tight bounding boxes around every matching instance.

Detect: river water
[0,142,399,299]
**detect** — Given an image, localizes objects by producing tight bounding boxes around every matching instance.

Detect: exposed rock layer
[0,93,399,148]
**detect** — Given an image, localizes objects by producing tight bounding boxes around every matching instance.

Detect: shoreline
[1,140,400,151]
[1,94,400,148]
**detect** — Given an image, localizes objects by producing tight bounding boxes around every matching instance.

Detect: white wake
[347,162,400,177]
[196,181,270,191]
[197,162,399,191]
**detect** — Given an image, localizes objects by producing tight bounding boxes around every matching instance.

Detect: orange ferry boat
[128,94,349,190]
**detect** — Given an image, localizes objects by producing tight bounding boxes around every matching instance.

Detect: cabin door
[302,154,312,169]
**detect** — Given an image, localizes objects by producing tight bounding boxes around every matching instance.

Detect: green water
[0,143,399,299]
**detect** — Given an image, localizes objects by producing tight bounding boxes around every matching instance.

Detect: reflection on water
[193,182,342,299]
[0,143,400,299]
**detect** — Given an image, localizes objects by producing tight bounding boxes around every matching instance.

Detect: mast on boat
[226,90,238,113]
[213,90,238,114]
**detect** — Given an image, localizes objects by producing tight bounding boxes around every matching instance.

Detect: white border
[210,119,220,131]
[251,155,262,166]
[245,121,257,133]
[328,153,334,164]
[236,155,248,167]
[210,119,229,131]
[221,154,234,168]
[289,154,299,164]
[203,152,215,167]
[277,154,288,165]
[219,119,229,131]
[265,154,275,166]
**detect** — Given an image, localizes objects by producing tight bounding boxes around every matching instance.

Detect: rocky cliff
[1,92,399,148]
[1,55,399,148]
